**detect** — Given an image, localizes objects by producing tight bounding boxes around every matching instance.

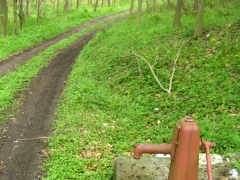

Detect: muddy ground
[0,11,127,180]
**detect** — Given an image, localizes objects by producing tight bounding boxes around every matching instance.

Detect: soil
[0,11,127,180]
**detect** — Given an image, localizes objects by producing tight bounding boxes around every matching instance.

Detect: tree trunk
[101,0,104,7]
[26,0,31,18]
[18,0,25,28]
[108,0,111,7]
[129,0,134,17]
[146,0,150,12]
[77,0,80,8]
[136,0,142,24]
[88,0,92,6]
[0,0,8,37]
[13,0,18,35]
[173,0,183,27]
[182,0,188,14]
[192,0,198,15]
[36,0,42,23]
[65,0,70,12]
[94,0,99,12]
[55,0,60,15]
[193,0,205,39]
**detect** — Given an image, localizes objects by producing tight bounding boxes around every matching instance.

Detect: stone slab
[114,155,233,180]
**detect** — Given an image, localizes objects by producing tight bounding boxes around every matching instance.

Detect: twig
[16,136,50,141]
[132,39,190,95]
[132,52,169,93]
[136,58,142,77]
[168,40,187,93]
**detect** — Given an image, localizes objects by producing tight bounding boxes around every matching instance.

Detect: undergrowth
[44,4,240,180]
[0,5,126,61]
[0,18,117,127]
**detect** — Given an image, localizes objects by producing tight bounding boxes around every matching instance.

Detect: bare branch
[131,39,190,95]
[168,40,188,93]
[16,137,50,141]
[132,52,170,93]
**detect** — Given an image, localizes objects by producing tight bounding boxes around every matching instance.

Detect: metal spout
[133,143,172,159]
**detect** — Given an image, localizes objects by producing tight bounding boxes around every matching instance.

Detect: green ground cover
[0,5,126,61]
[0,12,127,127]
[44,3,240,180]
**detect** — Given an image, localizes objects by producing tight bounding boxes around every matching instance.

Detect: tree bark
[173,0,183,27]
[36,0,42,23]
[193,0,205,39]
[101,0,104,7]
[129,0,134,17]
[182,0,188,14]
[88,0,92,6]
[77,0,80,8]
[55,0,60,15]
[94,0,99,12]
[0,0,8,37]
[18,0,25,28]
[26,0,31,18]
[13,0,18,35]
[64,0,70,12]
[136,0,142,24]
[192,0,198,15]
[146,0,150,12]
[108,0,111,7]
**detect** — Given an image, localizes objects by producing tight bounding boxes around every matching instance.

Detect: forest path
[0,10,128,77]
[0,11,127,180]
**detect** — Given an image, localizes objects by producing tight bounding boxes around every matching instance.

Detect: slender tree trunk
[94,0,99,12]
[193,0,205,39]
[18,0,25,28]
[168,0,171,6]
[13,0,18,35]
[88,0,92,6]
[182,0,188,14]
[129,0,134,17]
[173,0,183,27]
[36,0,42,23]
[108,0,111,7]
[77,0,80,8]
[101,0,105,7]
[26,0,31,18]
[192,0,198,15]
[65,0,70,12]
[55,0,60,15]
[153,0,157,11]
[136,0,142,24]
[0,0,8,37]
[146,0,150,12]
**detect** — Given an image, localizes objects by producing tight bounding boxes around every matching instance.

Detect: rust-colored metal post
[133,143,172,159]
[168,117,201,180]
[132,117,216,180]
[202,139,216,180]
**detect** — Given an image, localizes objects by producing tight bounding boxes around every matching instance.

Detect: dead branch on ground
[132,39,190,95]
[16,136,50,141]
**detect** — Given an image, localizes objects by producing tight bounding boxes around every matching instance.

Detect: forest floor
[0,11,127,180]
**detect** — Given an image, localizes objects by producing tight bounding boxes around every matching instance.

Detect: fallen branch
[132,39,190,95]
[16,136,50,141]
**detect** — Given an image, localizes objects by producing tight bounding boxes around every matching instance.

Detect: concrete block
[114,155,233,180]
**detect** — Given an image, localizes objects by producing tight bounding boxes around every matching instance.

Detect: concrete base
[114,155,233,180]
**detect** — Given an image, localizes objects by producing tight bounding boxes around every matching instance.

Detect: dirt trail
[0,12,127,180]
[0,9,128,77]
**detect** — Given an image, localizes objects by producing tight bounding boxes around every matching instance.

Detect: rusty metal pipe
[202,140,216,180]
[133,143,172,159]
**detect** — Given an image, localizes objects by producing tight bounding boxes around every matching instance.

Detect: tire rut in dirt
[0,30,97,180]
[0,9,128,77]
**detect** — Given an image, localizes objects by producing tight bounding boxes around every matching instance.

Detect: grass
[0,4,127,61]
[43,3,240,180]
[0,11,128,127]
